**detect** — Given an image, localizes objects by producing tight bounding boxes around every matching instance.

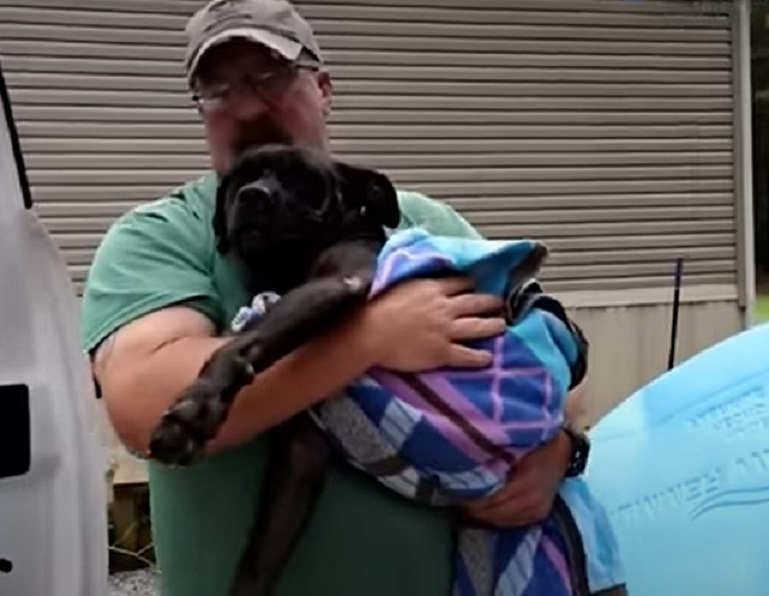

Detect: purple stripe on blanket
[442,367,558,434]
[369,346,561,470]
[368,368,509,472]
[541,535,572,592]
[374,369,520,455]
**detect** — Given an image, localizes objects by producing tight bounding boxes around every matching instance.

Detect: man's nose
[229,89,275,120]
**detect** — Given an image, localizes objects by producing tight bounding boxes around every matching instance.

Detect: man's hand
[459,431,571,527]
[458,375,589,527]
[365,279,589,528]
[363,276,507,371]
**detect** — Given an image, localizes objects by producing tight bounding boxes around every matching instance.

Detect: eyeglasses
[191,63,315,112]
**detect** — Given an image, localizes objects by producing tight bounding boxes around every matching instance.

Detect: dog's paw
[148,379,231,465]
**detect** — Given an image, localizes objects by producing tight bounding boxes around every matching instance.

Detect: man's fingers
[445,344,494,368]
[451,316,506,341]
[448,293,505,317]
[479,487,530,514]
[432,276,476,296]
[472,505,539,528]
[465,477,526,511]
[460,499,530,528]
[461,487,545,527]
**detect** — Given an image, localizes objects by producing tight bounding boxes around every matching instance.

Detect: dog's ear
[212,178,231,254]
[335,161,401,229]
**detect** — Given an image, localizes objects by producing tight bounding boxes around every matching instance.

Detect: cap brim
[187,27,303,80]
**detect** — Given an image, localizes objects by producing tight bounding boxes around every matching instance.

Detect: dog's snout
[237,180,274,203]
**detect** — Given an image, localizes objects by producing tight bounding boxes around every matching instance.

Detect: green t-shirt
[81,172,482,596]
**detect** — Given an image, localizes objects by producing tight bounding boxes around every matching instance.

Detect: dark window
[0,384,30,479]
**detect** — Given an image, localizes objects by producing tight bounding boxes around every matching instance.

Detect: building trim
[559,283,738,309]
[733,0,756,328]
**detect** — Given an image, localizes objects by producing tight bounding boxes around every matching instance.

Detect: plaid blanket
[236,227,624,596]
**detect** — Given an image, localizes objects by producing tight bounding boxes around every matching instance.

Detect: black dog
[148,143,401,596]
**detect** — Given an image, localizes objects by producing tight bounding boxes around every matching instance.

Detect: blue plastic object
[586,322,769,596]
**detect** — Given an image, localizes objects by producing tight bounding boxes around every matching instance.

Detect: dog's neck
[237,250,315,296]
[236,234,383,297]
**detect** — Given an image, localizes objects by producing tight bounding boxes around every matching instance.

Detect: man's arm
[95,277,506,457]
[95,304,374,455]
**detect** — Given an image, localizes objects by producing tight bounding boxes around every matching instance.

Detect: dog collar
[230,291,282,332]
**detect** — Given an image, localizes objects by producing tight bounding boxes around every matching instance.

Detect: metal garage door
[0,0,737,294]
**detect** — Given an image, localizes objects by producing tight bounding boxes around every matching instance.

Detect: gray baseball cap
[184,0,323,82]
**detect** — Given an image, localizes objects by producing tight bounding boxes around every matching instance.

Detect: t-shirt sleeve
[396,190,484,240]
[80,196,223,354]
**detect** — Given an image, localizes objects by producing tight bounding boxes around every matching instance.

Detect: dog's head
[213,144,400,288]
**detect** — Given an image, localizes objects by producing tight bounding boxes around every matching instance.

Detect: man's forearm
[204,314,376,452]
[104,313,375,457]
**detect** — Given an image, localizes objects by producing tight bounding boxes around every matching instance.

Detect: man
[81,1,593,595]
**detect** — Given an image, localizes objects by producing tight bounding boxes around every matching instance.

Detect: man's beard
[231,116,294,157]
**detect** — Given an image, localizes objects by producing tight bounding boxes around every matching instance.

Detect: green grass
[756,293,769,323]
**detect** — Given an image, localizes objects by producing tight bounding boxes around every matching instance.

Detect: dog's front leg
[229,414,331,596]
[148,272,372,465]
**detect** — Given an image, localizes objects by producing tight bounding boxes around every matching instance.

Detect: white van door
[0,59,109,595]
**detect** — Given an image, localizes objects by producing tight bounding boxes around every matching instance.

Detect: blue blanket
[235,227,625,595]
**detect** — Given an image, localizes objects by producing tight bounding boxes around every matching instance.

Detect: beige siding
[0,0,738,295]
[567,291,743,428]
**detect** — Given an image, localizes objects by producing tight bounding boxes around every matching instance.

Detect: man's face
[190,40,332,174]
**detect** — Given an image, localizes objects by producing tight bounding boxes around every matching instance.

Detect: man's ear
[336,161,401,229]
[316,70,333,118]
[212,180,231,254]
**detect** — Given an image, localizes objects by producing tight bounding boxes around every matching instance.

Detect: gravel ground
[108,568,159,596]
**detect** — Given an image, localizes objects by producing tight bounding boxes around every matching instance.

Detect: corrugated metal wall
[0,0,737,296]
